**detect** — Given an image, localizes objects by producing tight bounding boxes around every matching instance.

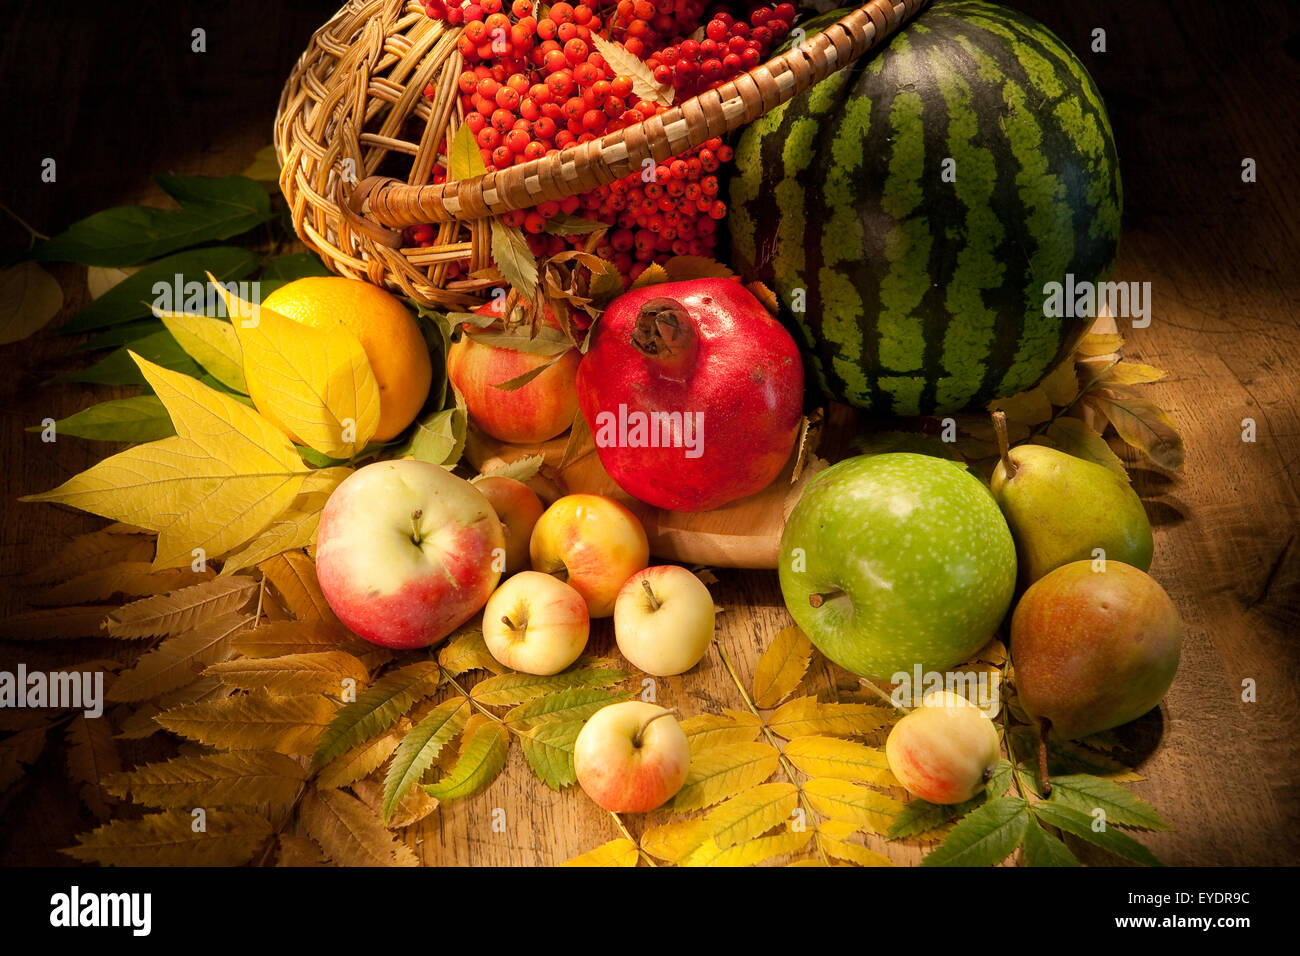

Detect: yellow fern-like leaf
[783,735,899,787]
[670,742,781,812]
[640,820,711,863]
[351,776,440,830]
[63,809,273,866]
[65,713,122,819]
[679,710,763,754]
[220,468,350,573]
[316,723,406,790]
[105,575,258,638]
[801,778,902,835]
[752,625,813,709]
[699,782,799,849]
[276,833,326,867]
[103,751,306,808]
[818,819,894,866]
[25,528,155,585]
[108,613,254,703]
[259,550,336,622]
[205,651,368,697]
[299,788,419,867]
[35,562,213,606]
[437,624,508,676]
[683,828,812,867]
[562,838,639,867]
[156,690,338,755]
[230,618,367,658]
[767,696,892,739]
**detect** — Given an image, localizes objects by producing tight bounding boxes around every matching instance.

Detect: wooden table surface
[1,0,1297,866]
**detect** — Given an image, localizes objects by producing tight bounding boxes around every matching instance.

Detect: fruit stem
[1038,719,1053,796]
[629,297,697,374]
[632,708,677,748]
[642,579,662,611]
[501,614,526,633]
[992,410,1017,479]
[409,509,424,545]
[809,589,844,609]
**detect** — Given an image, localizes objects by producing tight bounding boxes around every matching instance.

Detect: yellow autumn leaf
[1075,331,1124,357]
[107,612,254,702]
[259,550,337,622]
[1097,361,1167,387]
[63,809,273,866]
[752,625,813,709]
[562,838,640,867]
[640,819,711,863]
[801,778,902,835]
[276,834,326,867]
[26,527,156,586]
[103,751,306,808]
[216,278,380,458]
[220,466,350,573]
[988,387,1053,427]
[156,307,247,392]
[106,575,258,638]
[699,782,798,849]
[350,776,440,830]
[783,736,898,787]
[670,742,781,812]
[679,710,763,753]
[818,820,894,866]
[1038,360,1080,406]
[22,354,310,570]
[34,561,212,606]
[315,723,405,790]
[204,651,369,698]
[683,828,811,867]
[438,625,509,676]
[156,691,338,755]
[767,696,892,739]
[300,788,419,867]
[230,618,371,660]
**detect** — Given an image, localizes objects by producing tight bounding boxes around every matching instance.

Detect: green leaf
[520,718,586,790]
[504,687,633,730]
[489,219,538,303]
[397,404,465,467]
[257,252,333,296]
[35,179,271,267]
[472,662,630,707]
[464,326,572,356]
[1048,775,1171,831]
[60,247,260,335]
[1021,818,1082,867]
[76,319,166,352]
[491,350,568,392]
[157,311,246,393]
[985,760,1014,800]
[474,454,544,484]
[920,797,1030,867]
[1031,801,1163,866]
[888,796,978,840]
[543,214,609,236]
[311,662,441,769]
[424,720,509,801]
[51,330,203,386]
[448,123,487,181]
[1086,388,1184,473]
[382,698,469,822]
[30,395,173,443]
[0,260,64,345]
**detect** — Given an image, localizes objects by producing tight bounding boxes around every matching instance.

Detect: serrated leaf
[819,820,895,866]
[661,255,735,281]
[504,686,633,730]
[920,797,1030,867]
[1021,817,1081,867]
[231,617,367,658]
[103,751,306,808]
[219,281,380,458]
[156,309,246,392]
[1031,801,1162,866]
[475,454,544,484]
[34,561,211,606]
[36,176,271,267]
[490,219,538,303]
[63,809,273,866]
[543,213,609,236]
[986,759,1013,800]
[629,262,668,290]
[752,625,813,709]
[25,527,155,587]
[472,662,628,707]
[383,698,469,821]
[300,788,419,867]
[589,34,673,105]
[562,837,639,867]
[424,719,509,801]
[1039,361,1080,405]
[398,403,467,466]
[108,613,254,702]
[23,354,310,569]
[437,625,507,676]
[767,696,891,739]
[448,122,487,181]
[0,260,64,345]
[683,828,811,867]
[219,470,348,574]
[670,742,781,812]
[520,718,586,790]
[106,575,257,638]
[1097,360,1166,387]
[801,778,902,835]
[316,724,405,790]
[65,712,122,819]
[158,691,337,755]
[1085,389,1184,472]
[1013,730,1144,782]
[887,797,972,840]
[276,834,326,867]
[679,710,764,752]
[1048,775,1171,831]
[783,736,898,787]
[0,726,48,790]
[34,395,174,443]
[205,651,369,697]
[311,661,441,768]
[700,782,798,849]
[352,776,440,830]
[640,820,710,863]
[1033,417,1128,478]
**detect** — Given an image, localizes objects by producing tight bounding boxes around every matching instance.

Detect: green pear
[989,412,1153,588]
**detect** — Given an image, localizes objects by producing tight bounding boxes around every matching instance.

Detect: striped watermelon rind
[729,0,1122,417]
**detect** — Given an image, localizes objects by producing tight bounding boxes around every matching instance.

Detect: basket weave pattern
[274,0,927,308]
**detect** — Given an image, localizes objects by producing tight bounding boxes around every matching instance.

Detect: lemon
[259,276,432,442]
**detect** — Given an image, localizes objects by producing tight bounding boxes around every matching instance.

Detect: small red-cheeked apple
[614,566,715,676]
[482,571,590,675]
[474,475,545,576]
[885,690,1001,805]
[573,701,690,813]
[315,460,504,650]
[529,494,649,618]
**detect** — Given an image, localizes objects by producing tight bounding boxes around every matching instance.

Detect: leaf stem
[608,811,658,868]
[0,201,49,245]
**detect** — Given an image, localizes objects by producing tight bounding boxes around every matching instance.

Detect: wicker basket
[274,0,927,309]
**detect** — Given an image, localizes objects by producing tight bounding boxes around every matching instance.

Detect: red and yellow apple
[474,475,545,576]
[482,571,590,675]
[315,460,504,649]
[573,702,690,813]
[614,566,715,676]
[885,690,1001,805]
[529,494,649,618]
[447,301,580,444]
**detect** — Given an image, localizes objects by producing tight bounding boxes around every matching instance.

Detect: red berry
[477,126,500,149]
[706,19,727,41]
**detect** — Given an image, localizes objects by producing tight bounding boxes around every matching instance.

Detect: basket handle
[353,0,928,232]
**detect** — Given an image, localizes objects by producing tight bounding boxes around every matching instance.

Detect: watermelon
[729,0,1122,417]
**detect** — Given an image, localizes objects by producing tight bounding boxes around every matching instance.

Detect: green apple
[778,453,1016,678]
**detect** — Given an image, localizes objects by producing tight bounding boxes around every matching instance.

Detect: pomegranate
[576,279,803,512]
